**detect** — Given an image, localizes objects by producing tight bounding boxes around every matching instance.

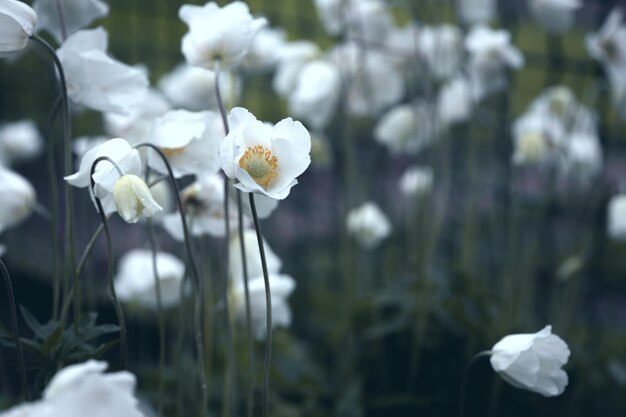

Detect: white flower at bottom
[112,175,162,223]
[490,325,570,397]
[347,202,392,249]
[0,166,35,233]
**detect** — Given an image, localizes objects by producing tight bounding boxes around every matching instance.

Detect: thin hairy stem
[0,259,28,400]
[90,157,127,369]
[459,350,492,417]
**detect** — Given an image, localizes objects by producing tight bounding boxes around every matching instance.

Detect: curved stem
[90,157,127,369]
[0,259,28,401]
[459,350,491,417]
[248,194,272,417]
[134,143,208,417]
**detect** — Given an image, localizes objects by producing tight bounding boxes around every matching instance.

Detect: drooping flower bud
[112,174,162,223]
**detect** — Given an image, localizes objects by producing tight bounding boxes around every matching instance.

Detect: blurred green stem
[459,350,491,417]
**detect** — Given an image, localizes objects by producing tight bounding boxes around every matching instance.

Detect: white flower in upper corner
[399,166,433,198]
[529,0,581,33]
[57,27,149,115]
[273,41,320,97]
[112,175,162,223]
[241,26,286,72]
[490,325,570,397]
[288,59,342,130]
[0,119,42,165]
[466,26,524,100]
[0,360,143,417]
[219,107,311,200]
[457,0,495,25]
[33,0,109,43]
[375,102,439,156]
[0,166,35,233]
[0,0,36,54]
[115,249,185,309]
[159,64,240,112]
[438,77,473,127]
[608,194,626,240]
[418,24,463,81]
[146,109,223,178]
[347,202,391,249]
[179,1,267,70]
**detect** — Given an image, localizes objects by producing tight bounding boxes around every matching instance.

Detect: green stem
[459,350,491,417]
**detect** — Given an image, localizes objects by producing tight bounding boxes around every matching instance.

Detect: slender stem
[214,60,230,136]
[134,143,208,417]
[459,350,491,417]
[237,191,255,417]
[0,259,28,401]
[90,157,127,369]
[248,194,272,417]
[53,0,68,41]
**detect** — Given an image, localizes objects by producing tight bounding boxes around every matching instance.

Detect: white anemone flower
[607,194,626,240]
[0,166,36,233]
[529,0,581,33]
[0,0,36,54]
[0,119,43,165]
[273,41,320,97]
[437,77,473,127]
[229,228,282,284]
[33,0,108,43]
[179,1,267,70]
[158,64,240,112]
[313,0,346,35]
[0,360,143,417]
[112,175,162,224]
[115,249,185,309]
[219,107,311,200]
[288,59,342,130]
[399,166,433,198]
[418,24,463,81]
[146,109,223,178]
[241,26,286,72]
[457,0,495,25]
[490,326,570,397]
[347,202,392,249]
[57,27,149,115]
[375,102,439,156]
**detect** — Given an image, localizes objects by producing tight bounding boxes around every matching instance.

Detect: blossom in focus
[608,194,626,240]
[115,249,185,309]
[347,202,392,249]
[112,174,162,224]
[33,0,108,43]
[0,360,143,417]
[399,166,433,198]
[457,0,495,25]
[0,0,37,54]
[0,165,35,233]
[219,107,311,200]
[529,0,581,33]
[57,27,149,115]
[0,119,42,165]
[374,102,439,156]
[179,1,267,70]
[490,325,570,397]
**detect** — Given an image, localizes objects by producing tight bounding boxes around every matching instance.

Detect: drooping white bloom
[0,119,42,165]
[241,26,286,72]
[219,107,311,200]
[608,194,626,240]
[374,102,439,155]
[490,326,570,397]
[288,60,342,130]
[179,1,267,70]
[273,41,320,97]
[0,360,143,417]
[57,27,149,115]
[146,109,223,178]
[437,77,473,127]
[457,0,495,25]
[466,26,524,100]
[112,175,162,223]
[529,0,581,33]
[0,166,35,233]
[158,64,240,112]
[399,166,433,198]
[418,24,463,81]
[33,0,109,43]
[0,0,37,54]
[64,137,142,215]
[115,249,185,309]
[347,202,392,249]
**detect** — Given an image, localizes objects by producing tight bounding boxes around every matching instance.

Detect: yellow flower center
[160,147,185,158]
[238,145,279,189]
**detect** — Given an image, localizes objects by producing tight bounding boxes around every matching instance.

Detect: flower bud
[112,174,162,223]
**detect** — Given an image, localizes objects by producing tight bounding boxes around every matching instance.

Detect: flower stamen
[238,145,279,189]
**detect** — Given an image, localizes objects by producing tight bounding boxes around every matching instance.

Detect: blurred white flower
[0,166,35,233]
[288,60,342,130]
[179,1,267,70]
[418,24,463,81]
[512,113,558,165]
[112,174,162,224]
[57,27,149,115]
[437,77,473,127]
[115,249,185,309]
[399,166,433,198]
[229,228,282,283]
[146,109,223,178]
[490,325,570,397]
[607,194,626,240]
[313,0,347,36]
[273,41,320,97]
[313,0,392,42]
[0,119,42,165]
[375,102,438,155]
[457,0,495,25]
[347,202,392,249]
[384,23,420,69]
[33,0,108,43]
[466,26,524,100]
[529,0,581,33]
[241,26,286,72]
[219,107,311,200]
[0,0,37,54]
[561,131,603,179]
[158,64,240,112]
